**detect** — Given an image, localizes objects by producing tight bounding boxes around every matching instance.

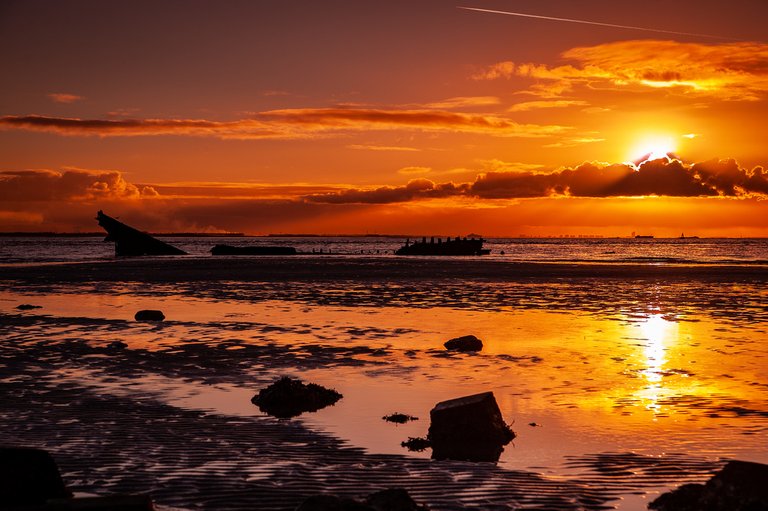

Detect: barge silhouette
[396,236,490,256]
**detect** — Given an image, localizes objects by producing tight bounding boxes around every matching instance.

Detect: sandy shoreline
[1,256,767,284]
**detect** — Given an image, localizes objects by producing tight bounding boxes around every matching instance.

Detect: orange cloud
[48,93,84,104]
[257,107,567,137]
[475,40,768,101]
[0,168,157,201]
[0,107,567,139]
[508,100,588,112]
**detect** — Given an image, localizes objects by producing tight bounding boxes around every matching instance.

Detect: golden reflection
[634,314,680,416]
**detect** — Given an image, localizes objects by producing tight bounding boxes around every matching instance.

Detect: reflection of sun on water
[637,314,679,414]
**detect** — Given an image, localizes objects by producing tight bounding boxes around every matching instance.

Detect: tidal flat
[1,258,767,510]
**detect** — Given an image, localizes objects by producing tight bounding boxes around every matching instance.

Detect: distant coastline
[0,232,245,237]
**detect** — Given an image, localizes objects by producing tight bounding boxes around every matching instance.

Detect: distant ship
[679,233,700,239]
[395,236,490,256]
[634,235,655,239]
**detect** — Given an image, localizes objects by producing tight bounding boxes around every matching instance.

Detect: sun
[629,135,677,163]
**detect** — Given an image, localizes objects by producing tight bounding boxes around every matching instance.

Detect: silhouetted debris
[443,335,483,352]
[295,488,427,511]
[427,392,515,462]
[15,304,42,310]
[401,437,431,452]
[649,460,768,511]
[395,236,489,256]
[134,310,165,321]
[0,447,71,506]
[383,413,419,424]
[107,340,128,350]
[211,244,297,255]
[96,210,186,256]
[528,422,542,427]
[252,376,342,418]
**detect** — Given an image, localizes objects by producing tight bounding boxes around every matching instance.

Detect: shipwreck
[395,236,490,256]
[96,210,187,256]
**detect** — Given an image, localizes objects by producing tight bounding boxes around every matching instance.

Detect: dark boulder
[15,304,42,311]
[107,340,128,350]
[295,489,426,511]
[252,377,342,418]
[443,335,483,352]
[427,392,514,462]
[134,310,165,321]
[0,447,71,506]
[649,460,768,511]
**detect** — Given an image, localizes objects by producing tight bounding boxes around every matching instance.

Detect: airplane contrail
[457,6,736,40]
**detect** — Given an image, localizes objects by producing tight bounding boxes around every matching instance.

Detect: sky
[1,0,767,236]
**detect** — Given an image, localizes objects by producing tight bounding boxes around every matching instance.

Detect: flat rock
[252,376,342,418]
[427,391,514,462]
[649,460,768,511]
[0,447,71,505]
[443,335,483,352]
[134,309,165,321]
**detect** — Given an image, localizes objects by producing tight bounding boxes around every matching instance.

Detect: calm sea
[1,236,767,265]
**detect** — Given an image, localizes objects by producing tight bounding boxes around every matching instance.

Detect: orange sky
[1,0,767,235]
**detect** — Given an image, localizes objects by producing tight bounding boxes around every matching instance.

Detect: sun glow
[629,135,677,162]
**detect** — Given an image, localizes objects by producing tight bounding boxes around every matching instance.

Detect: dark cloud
[305,178,470,204]
[304,158,768,203]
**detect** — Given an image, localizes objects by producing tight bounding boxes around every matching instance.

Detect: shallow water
[1,267,766,510]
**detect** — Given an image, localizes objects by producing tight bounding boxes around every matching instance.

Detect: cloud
[508,100,588,112]
[303,158,768,203]
[305,178,470,204]
[257,107,567,137]
[0,115,285,140]
[422,96,501,109]
[347,144,421,152]
[474,40,768,101]
[0,168,157,201]
[397,166,432,175]
[48,93,84,104]
[0,107,567,139]
[543,136,605,148]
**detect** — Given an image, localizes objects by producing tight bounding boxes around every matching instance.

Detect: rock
[15,304,42,310]
[0,447,71,505]
[134,310,165,321]
[443,335,483,352]
[649,460,768,511]
[400,437,431,452]
[107,340,128,350]
[366,488,427,510]
[252,376,342,418]
[427,392,515,462]
[382,413,418,424]
[296,495,371,511]
[295,489,426,511]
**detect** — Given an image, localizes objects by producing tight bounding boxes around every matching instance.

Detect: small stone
[443,335,483,352]
[134,310,165,321]
[383,413,418,424]
[401,437,431,452]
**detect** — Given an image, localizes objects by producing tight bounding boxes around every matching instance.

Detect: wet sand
[1,258,767,510]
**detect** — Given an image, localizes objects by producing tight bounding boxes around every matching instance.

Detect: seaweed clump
[251,377,342,418]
